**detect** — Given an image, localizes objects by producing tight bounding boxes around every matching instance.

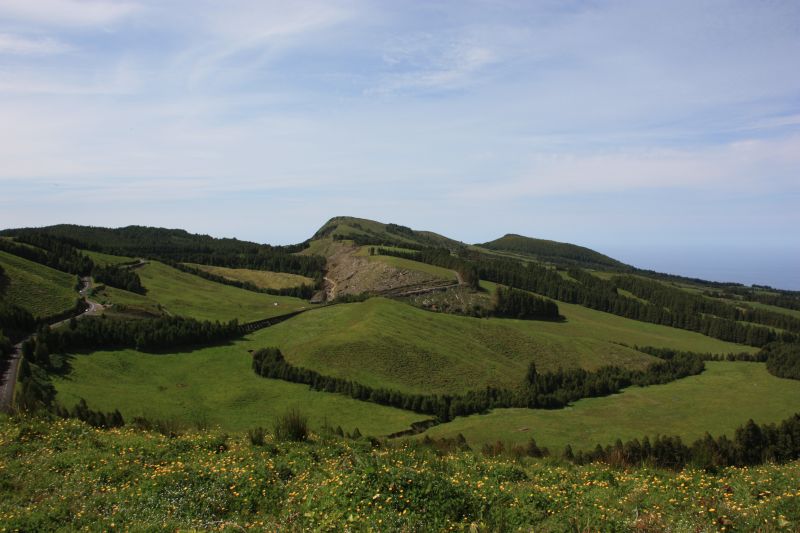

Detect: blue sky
[0,1,798,286]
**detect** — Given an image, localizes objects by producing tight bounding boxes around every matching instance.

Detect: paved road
[0,277,102,413]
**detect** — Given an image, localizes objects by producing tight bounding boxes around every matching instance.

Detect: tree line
[762,342,800,380]
[251,347,704,422]
[91,264,146,294]
[24,315,242,363]
[374,247,480,290]
[2,226,327,279]
[612,274,800,334]
[705,286,800,313]
[493,286,560,320]
[562,413,800,471]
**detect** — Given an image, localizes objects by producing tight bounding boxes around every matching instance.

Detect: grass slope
[82,249,135,266]
[252,298,662,396]
[422,362,800,449]
[367,254,457,281]
[90,284,163,317]
[136,261,312,322]
[186,264,314,290]
[52,333,422,436]
[0,250,76,319]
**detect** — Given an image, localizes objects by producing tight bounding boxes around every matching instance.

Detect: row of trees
[763,342,800,379]
[493,286,560,320]
[612,274,800,334]
[91,264,146,294]
[252,347,704,422]
[564,414,800,470]
[706,286,800,312]
[26,315,242,360]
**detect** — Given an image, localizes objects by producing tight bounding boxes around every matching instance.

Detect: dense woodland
[763,342,800,380]
[0,235,92,276]
[492,286,560,320]
[252,347,705,421]
[1,226,326,278]
[91,264,146,294]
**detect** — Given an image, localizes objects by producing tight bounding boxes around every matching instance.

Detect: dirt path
[0,277,103,413]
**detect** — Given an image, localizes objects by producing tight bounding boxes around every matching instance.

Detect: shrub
[247,427,266,446]
[273,408,308,442]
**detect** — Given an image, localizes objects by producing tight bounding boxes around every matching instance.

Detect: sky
[0,0,798,288]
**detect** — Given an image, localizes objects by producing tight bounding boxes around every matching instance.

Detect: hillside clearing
[186,263,314,290]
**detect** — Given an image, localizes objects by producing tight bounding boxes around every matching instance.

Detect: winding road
[0,277,102,413]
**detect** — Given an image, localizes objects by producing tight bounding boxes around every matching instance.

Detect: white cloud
[0,33,72,55]
[0,0,140,27]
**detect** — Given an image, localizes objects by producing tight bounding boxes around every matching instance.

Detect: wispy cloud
[0,0,140,27]
[0,33,73,55]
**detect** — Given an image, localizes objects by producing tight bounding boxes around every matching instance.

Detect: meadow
[133,261,312,322]
[1,414,798,531]
[186,263,314,290]
[0,250,77,319]
[81,249,136,266]
[421,362,800,450]
[367,253,458,281]
[51,330,423,437]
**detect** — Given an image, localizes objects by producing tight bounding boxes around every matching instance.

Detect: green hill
[0,250,77,320]
[249,298,751,396]
[312,216,462,249]
[478,233,626,269]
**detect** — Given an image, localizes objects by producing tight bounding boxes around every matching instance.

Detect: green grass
[90,284,163,317]
[82,249,136,266]
[252,298,663,396]
[52,331,423,436]
[136,261,313,322]
[2,415,799,531]
[367,254,457,281]
[186,263,314,290]
[0,250,77,319]
[421,362,800,449]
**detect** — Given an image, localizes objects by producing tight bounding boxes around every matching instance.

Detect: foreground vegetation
[1,415,798,531]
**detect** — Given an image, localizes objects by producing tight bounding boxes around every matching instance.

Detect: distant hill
[478,233,628,270]
[311,216,463,250]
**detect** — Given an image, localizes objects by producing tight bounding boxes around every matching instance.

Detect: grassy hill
[1,414,798,531]
[312,216,462,249]
[186,264,314,290]
[52,332,423,436]
[134,262,312,322]
[421,362,800,449]
[0,250,77,319]
[478,233,626,269]
[248,297,752,396]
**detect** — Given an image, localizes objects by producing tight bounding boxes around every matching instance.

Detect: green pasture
[135,261,312,322]
[420,362,800,450]
[186,264,314,290]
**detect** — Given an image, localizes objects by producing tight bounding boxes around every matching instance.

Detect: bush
[247,427,266,446]
[273,408,308,442]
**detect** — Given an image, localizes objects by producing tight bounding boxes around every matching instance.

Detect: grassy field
[135,261,312,322]
[51,332,423,437]
[367,254,457,281]
[251,298,728,396]
[2,415,798,531]
[90,284,164,317]
[0,250,77,319]
[82,249,136,266]
[186,263,314,290]
[421,362,800,449]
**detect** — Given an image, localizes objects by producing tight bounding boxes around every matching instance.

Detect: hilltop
[479,233,627,270]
